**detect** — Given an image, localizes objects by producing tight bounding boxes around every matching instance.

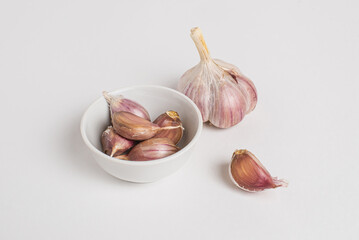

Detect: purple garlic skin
[178,27,257,128]
[153,110,183,144]
[112,111,161,141]
[101,126,135,157]
[127,138,180,161]
[103,91,151,121]
[229,149,288,192]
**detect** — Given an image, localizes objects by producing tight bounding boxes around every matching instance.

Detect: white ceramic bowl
[80,85,203,183]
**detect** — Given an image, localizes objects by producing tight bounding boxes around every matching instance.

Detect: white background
[1,0,358,239]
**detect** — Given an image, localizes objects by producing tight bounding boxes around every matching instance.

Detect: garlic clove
[127,138,180,161]
[214,59,257,113]
[209,78,247,128]
[180,72,211,122]
[103,91,151,121]
[101,126,135,157]
[112,111,160,141]
[178,27,257,128]
[229,149,288,192]
[153,110,183,144]
[112,111,182,141]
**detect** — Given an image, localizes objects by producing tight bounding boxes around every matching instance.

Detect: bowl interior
[82,85,202,158]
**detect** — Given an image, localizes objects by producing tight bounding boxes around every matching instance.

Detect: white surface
[81,86,202,182]
[0,0,358,239]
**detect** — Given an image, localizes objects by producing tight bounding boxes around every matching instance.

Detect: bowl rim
[80,85,203,166]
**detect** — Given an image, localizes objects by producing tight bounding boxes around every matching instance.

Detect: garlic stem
[190,27,211,62]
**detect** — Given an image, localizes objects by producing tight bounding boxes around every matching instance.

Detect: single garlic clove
[229,149,288,192]
[112,111,160,141]
[209,78,248,128]
[214,59,257,113]
[101,126,135,157]
[178,59,212,122]
[103,91,151,121]
[153,110,184,144]
[178,27,257,128]
[112,111,183,141]
[127,138,180,161]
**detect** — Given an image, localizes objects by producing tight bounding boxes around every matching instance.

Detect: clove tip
[232,149,249,159]
[234,149,248,155]
[166,110,180,120]
[102,91,112,103]
[102,91,124,103]
[273,177,289,188]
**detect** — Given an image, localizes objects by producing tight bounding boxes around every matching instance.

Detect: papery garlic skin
[128,138,180,161]
[103,91,151,121]
[101,126,135,157]
[178,27,257,128]
[153,110,183,144]
[229,149,288,192]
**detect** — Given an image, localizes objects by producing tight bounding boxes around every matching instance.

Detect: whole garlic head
[178,27,257,128]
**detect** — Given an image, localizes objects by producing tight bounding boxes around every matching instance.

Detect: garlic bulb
[103,91,150,121]
[112,111,182,141]
[101,126,135,157]
[229,149,288,192]
[127,138,179,161]
[153,110,183,144]
[178,27,257,128]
